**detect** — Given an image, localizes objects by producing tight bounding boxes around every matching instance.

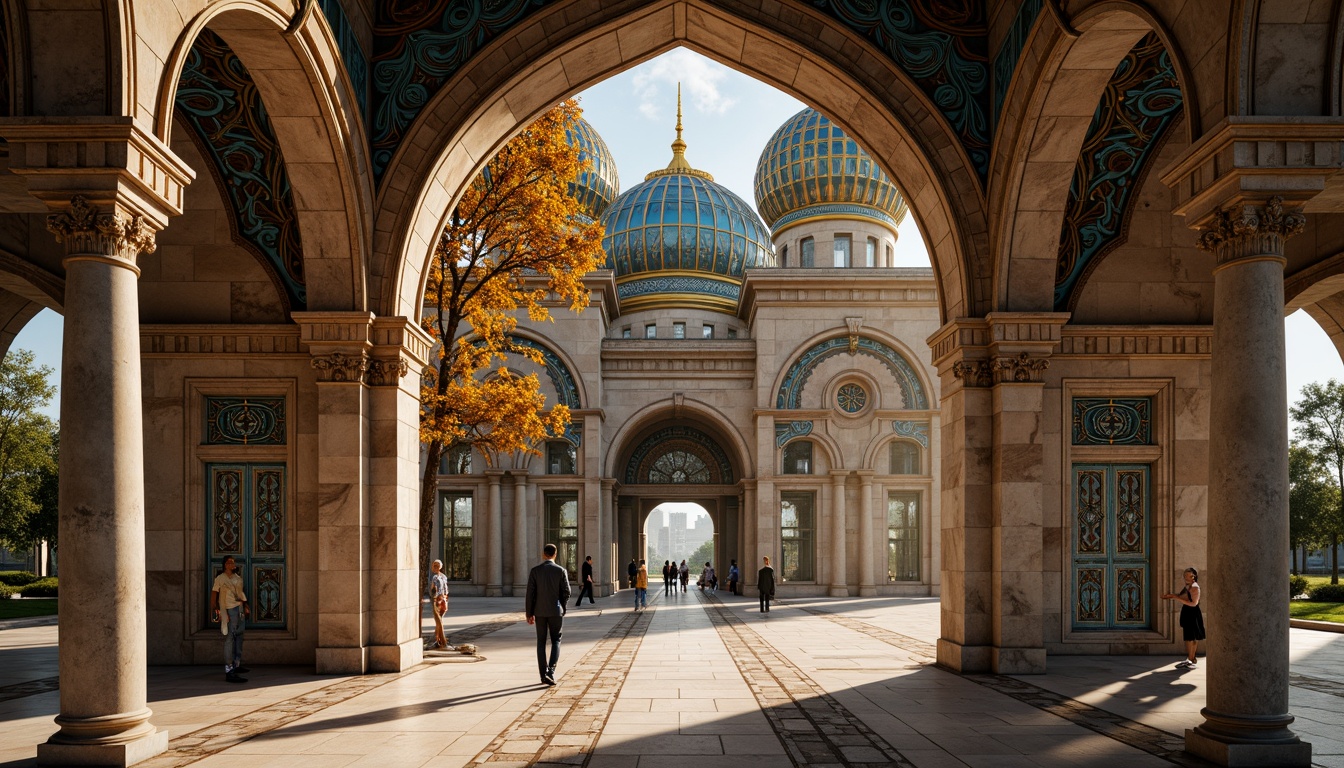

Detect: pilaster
[486,471,505,596]
[829,471,849,597]
[858,471,876,596]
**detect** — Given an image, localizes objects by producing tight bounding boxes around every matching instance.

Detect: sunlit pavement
[3,593,1343,767]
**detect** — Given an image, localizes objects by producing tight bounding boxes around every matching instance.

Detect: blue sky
[11,47,1344,426]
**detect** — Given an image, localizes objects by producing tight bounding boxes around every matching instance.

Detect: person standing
[679,560,689,592]
[211,555,250,683]
[526,543,571,686]
[634,559,649,609]
[728,560,740,596]
[1162,567,1204,667]
[700,562,714,592]
[427,559,449,650]
[627,559,637,589]
[758,556,776,614]
[574,555,595,607]
[662,560,674,595]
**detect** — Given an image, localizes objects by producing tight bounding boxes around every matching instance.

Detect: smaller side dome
[566,117,621,222]
[753,109,908,234]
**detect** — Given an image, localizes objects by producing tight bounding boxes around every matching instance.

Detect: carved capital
[991,352,1050,384]
[47,196,157,266]
[1196,196,1304,265]
[366,358,410,387]
[952,360,993,388]
[310,352,368,383]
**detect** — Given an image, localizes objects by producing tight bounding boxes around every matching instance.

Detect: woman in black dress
[1162,567,1204,668]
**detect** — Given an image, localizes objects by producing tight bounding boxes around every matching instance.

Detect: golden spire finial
[645,82,714,181]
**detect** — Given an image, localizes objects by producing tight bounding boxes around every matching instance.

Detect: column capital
[931,314,1066,386]
[1196,196,1305,266]
[294,311,374,383]
[46,195,158,270]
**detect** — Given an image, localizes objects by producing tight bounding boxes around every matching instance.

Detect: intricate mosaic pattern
[892,420,930,448]
[567,118,620,222]
[772,203,902,232]
[1055,33,1182,311]
[615,276,741,305]
[774,420,813,448]
[624,425,733,485]
[253,566,283,623]
[206,397,286,445]
[777,335,928,410]
[1076,567,1105,624]
[812,0,990,178]
[176,30,307,309]
[1074,468,1105,555]
[211,466,243,555]
[562,418,583,448]
[253,468,284,554]
[1116,567,1145,624]
[1072,397,1152,445]
[753,108,907,229]
[1115,470,1145,554]
[837,383,868,412]
[318,0,369,120]
[991,0,1042,123]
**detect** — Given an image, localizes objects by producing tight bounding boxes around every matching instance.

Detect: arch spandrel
[374,0,988,326]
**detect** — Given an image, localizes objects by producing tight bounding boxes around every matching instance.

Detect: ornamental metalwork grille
[625,426,733,485]
[206,463,286,629]
[545,492,579,580]
[890,441,921,475]
[781,492,816,582]
[205,397,286,445]
[837,383,868,413]
[439,491,473,581]
[888,492,920,582]
[1072,397,1153,445]
[1071,464,1150,630]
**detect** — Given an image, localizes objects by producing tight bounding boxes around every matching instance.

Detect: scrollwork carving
[310,352,368,383]
[991,352,1050,383]
[46,195,157,262]
[367,358,410,387]
[1196,196,1305,264]
[952,360,992,388]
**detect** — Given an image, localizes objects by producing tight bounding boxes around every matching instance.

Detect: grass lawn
[1290,601,1344,623]
[0,598,57,620]
[1302,575,1341,589]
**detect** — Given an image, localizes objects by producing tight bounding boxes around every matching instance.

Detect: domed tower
[600,88,774,315]
[754,108,908,268]
[566,117,620,222]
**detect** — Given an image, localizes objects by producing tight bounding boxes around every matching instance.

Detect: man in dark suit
[573,555,595,607]
[758,555,776,614]
[526,543,571,685]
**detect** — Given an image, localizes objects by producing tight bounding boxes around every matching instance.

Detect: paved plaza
[2,590,1342,768]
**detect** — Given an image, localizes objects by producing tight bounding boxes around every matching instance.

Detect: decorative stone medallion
[1071,398,1152,445]
[205,397,286,445]
[837,383,868,413]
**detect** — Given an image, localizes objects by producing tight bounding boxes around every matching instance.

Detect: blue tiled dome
[600,92,773,313]
[566,118,620,222]
[753,109,908,233]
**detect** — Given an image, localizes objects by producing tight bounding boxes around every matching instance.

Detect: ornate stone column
[513,475,530,594]
[858,472,876,596]
[39,196,170,766]
[1184,197,1311,766]
[296,312,373,674]
[830,471,849,596]
[486,472,504,596]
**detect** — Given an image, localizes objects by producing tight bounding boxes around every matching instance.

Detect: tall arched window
[647,450,711,483]
[890,441,920,475]
[782,441,813,474]
[801,237,815,267]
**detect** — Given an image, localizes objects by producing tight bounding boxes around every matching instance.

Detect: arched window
[625,426,734,485]
[890,441,920,475]
[547,441,577,475]
[781,243,789,266]
[782,441,813,474]
[441,443,472,474]
[647,450,711,483]
[865,237,877,267]
[801,237,815,267]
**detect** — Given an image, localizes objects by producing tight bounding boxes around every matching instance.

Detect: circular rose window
[837,383,868,413]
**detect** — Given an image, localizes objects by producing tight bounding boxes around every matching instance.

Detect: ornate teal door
[207,463,286,629]
[1071,464,1149,629]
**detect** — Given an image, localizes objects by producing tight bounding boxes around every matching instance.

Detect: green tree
[0,349,58,553]
[1290,380,1344,583]
[687,539,715,572]
[1289,442,1337,574]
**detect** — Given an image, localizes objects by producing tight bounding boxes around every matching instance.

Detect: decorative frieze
[310,352,368,382]
[141,326,303,355]
[47,195,157,263]
[1196,196,1305,265]
[774,420,813,448]
[991,352,1050,384]
[1056,329,1210,357]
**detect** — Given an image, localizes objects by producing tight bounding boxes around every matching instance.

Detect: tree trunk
[1292,546,1299,575]
[1333,533,1340,585]
[420,440,446,596]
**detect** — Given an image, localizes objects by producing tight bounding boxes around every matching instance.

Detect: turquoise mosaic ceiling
[176,30,307,309]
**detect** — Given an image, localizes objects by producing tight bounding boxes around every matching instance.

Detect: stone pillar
[297,312,373,675]
[830,471,849,596]
[486,473,504,596]
[39,196,170,766]
[1184,197,1312,767]
[513,476,530,595]
[365,317,431,672]
[600,480,615,595]
[743,481,758,589]
[859,473,876,596]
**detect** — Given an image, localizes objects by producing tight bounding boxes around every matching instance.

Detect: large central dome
[600,91,774,313]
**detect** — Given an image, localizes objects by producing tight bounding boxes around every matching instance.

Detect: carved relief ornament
[310,352,369,383]
[952,360,993,388]
[46,195,158,265]
[991,352,1050,384]
[367,358,411,386]
[1196,196,1305,264]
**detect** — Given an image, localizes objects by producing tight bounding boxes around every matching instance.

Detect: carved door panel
[207,463,287,629]
[1071,464,1149,630]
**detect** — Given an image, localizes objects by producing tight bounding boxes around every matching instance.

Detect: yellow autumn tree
[419,99,605,585]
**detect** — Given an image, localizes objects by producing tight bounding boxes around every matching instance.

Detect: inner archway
[643,502,717,590]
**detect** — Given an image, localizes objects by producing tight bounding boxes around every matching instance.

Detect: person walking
[627,559,637,589]
[573,555,595,607]
[700,562,715,592]
[662,560,674,595]
[427,559,449,650]
[634,559,649,609]
[211,555,251,683]
[728,560,740,596]
[526,543,571,686]
[679,560,689,592]
[758,556,776,614]
[1162,567,1204,667]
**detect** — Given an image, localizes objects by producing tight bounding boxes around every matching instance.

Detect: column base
[1186,729,1311,767]
[369,638,423,672]
[485,585,504,597]
[936,639,991,673]
[316,646,369,674]
[858,585,877,597]
[512,584,527,596]
[992,647,1047,675]
[828,586,849,597]
[38,729,168,767]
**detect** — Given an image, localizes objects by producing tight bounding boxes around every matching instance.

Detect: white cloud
[632,49,738,122]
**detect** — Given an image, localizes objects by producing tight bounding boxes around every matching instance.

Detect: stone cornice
[1057,326,1212,357]
[369,316,433,387]
[0,118,196,227]
[1160,117,1344,228]
[928,314,1067,381]
[141,325,304,355]
[293,311,373,384]
[739,269,939,322]
[601,340,756,377]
